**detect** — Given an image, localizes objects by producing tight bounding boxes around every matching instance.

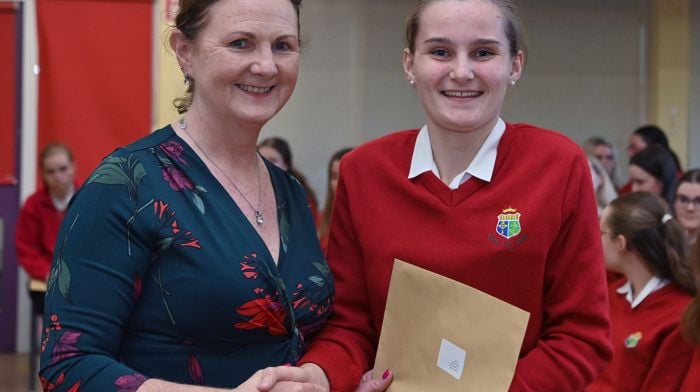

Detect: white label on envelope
[437,338,466,380]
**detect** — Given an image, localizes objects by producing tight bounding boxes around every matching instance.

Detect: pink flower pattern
[159,141,188,165]
[162,166,193,191]
[115,373,147,392]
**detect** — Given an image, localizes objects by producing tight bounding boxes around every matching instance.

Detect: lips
[236,84,274,94]
[441,90,482,98]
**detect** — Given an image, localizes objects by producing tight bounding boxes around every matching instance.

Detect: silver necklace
[178,117,264,225]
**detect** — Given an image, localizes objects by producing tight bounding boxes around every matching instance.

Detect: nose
[449,52,474,82]
[250,46,278,78]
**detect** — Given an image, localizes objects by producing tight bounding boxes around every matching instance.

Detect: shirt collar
[616,276,670,309]
[408,119,505,190]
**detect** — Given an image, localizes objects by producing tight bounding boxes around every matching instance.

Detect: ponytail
[661,216,695,293]
[607,192,695,294]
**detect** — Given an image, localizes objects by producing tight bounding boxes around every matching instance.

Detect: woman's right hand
[255,364,392,392]
[251,365,328,392]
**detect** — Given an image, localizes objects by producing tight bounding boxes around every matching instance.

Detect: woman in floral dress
[38,0,333,391]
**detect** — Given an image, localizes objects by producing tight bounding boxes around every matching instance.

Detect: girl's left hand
[355,369,393,392]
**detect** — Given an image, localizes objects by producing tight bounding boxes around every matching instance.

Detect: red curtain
[37,0,152,183]
[0,4,18,185]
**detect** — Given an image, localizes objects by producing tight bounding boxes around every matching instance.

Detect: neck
[427,120,495,184]
[50,183,74,200]
[621,257,655,300]
[180,105,262,167]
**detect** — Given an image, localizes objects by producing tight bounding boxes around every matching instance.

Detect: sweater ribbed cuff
[299,341,362,392]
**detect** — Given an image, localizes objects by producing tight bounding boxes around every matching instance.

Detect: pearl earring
[509,80,516,86]
[409,79,415,86]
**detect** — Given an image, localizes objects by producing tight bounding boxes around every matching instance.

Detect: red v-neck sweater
[587,282,693,392]
[300,123,612,391]
[15,187,67,280]
[682,348,700,391]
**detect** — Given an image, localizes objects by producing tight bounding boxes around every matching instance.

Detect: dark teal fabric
[39,125,334,391]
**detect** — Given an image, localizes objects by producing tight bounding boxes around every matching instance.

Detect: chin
[234,110,279,126]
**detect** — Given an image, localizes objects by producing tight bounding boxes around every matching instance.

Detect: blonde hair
[40,143,74,170]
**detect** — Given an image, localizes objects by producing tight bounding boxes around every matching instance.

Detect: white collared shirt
[616,276,670,309]
[408,118,505,190]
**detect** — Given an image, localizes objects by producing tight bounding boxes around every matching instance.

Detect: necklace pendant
[255,210,264,225]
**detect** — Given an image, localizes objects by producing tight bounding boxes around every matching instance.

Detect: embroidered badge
[496,208,522,239]
[624,332,642,348]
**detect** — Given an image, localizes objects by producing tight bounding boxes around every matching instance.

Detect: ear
[614,233,628,253]
[170,29,193,74]
[402,48,416,84]
[509,50,524,85]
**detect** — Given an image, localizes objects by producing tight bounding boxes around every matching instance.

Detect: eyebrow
[229,31,298,41]
[421,37,503,46]
[230,31,257,39]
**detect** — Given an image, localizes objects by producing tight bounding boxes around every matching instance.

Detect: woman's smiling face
[179,0,300,127]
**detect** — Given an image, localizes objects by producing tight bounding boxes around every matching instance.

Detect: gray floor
[0,353,39,392]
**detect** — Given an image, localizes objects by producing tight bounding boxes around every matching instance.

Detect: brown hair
[682,240,700,344]
[677,169,700,189]
[319,147,353,239]
[171,0,303,114]
[630,145,679,208]
[40,143,74,170]
[674,169,700,215]
[606,192,695,294]
[404,0,527,62]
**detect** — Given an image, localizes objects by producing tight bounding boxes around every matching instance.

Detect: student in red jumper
[318,147,353,255]
[259,0,612,391]
[15,143,78,314]
[674,169,700,246]
[681,227,700,391]
[619,125,682,196]
[258,137,321,226]
[587,192,696,392]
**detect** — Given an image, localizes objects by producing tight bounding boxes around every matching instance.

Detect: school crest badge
[624,332,642,349]
[496,208,522,239]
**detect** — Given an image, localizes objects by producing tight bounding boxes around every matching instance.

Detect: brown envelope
[373,259,530,392]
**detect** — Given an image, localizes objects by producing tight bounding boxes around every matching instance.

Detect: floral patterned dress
[38,126,334,391]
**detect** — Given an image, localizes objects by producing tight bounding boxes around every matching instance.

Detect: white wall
[504,0,644,150]
[690,0,700,169]
[263,0,424,204]
[263,0,650,202]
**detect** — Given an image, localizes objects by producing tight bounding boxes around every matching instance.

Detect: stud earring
[509,80,516,87]
[409,79,415,86]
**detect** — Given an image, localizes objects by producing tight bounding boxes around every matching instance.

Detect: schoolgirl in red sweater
[587,192,696,392]
[15,143,77,315]
[257,1,612,391]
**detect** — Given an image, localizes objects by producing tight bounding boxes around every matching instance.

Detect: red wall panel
[0,4,18,185]
[37,0,152,182]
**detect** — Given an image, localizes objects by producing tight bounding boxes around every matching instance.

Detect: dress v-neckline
[167,125,285,269]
